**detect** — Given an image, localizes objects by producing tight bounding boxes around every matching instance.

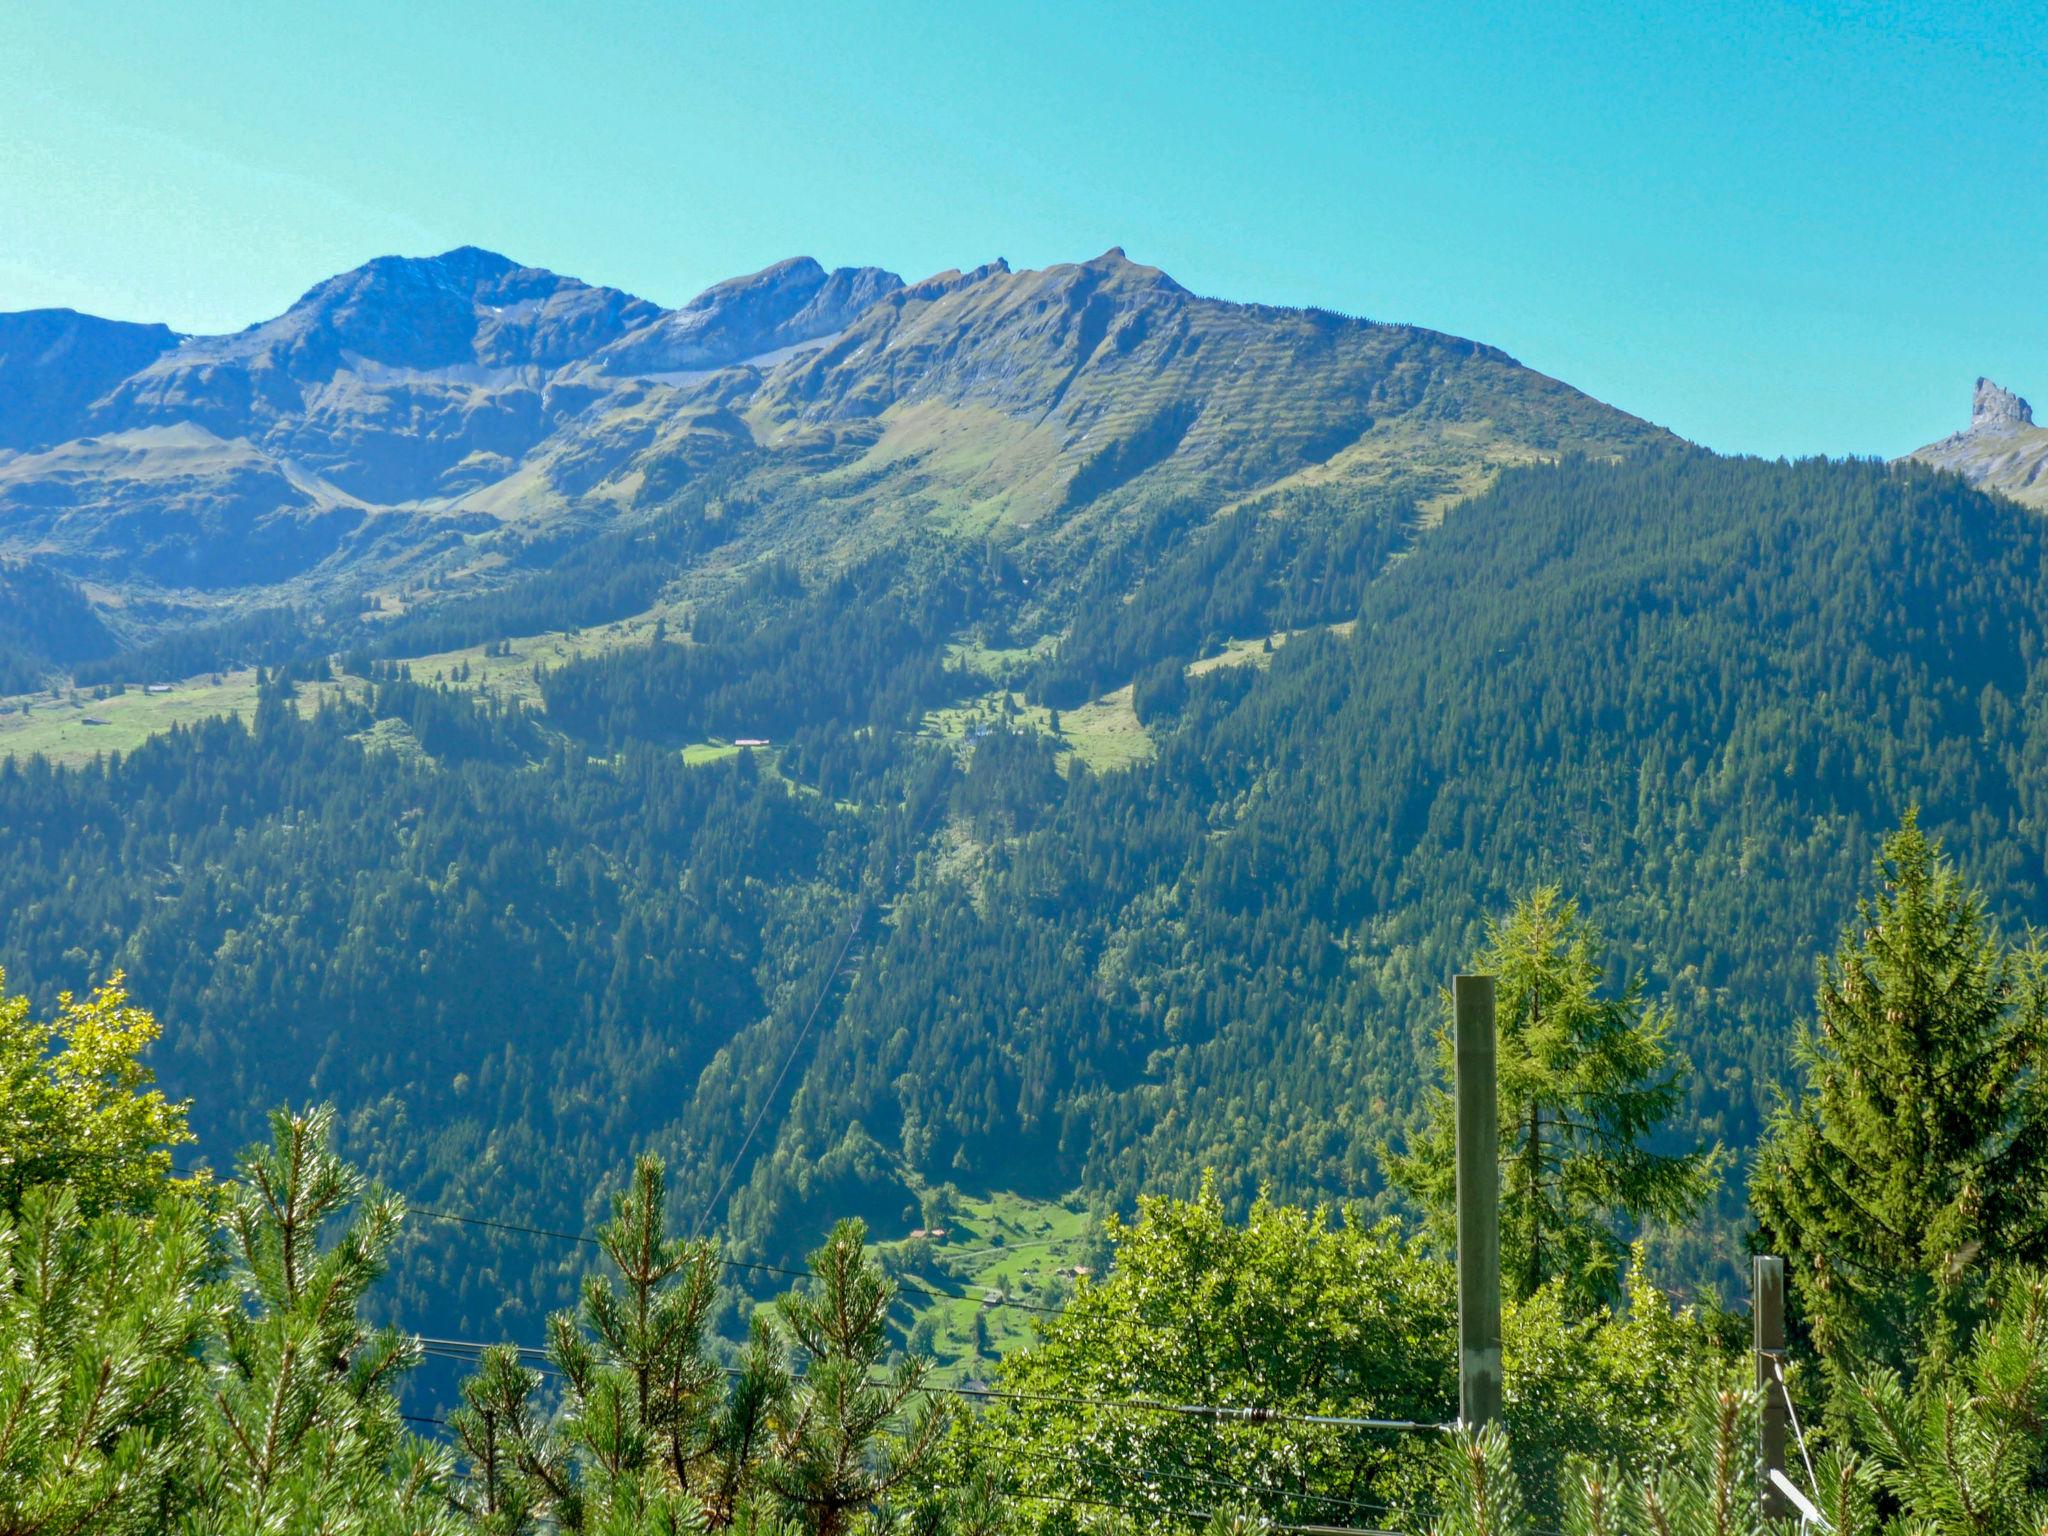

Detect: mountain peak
[0,308,184,451]
[1078,246,1184,294]
[1973,377,2034,430]
[1904,377,2048,510]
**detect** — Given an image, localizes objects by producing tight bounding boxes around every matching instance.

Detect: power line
[1032,1442,1412,1525]
[1012,1485,1404,1536]
[956,1380,1450,1432]
[690,905,868,1241]
[150,1147,1064,1317]
[406,1329,1445,1433]
[404,1422,1407,1536]
[686,766,953,1242]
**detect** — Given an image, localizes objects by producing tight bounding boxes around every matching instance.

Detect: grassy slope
[871,1188,1098,1381]
[1908,420,2048,510]
[923,685,1153,776]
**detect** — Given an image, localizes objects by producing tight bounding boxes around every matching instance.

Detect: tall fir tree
[1384,888,1721,1311]
[1750,815,2048,1369]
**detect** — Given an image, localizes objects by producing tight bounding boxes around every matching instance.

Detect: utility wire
[685,768,954,1243]
[407,1329,1444,1432]
[402,1432,1408,1536]
[1769,1357,1823,1509]
[1035,1442,1412,1524]
[1012,1485,1403,1536]
[679,765,950,1245]
[689,904,867,1242]
[150,1147,1064,1317]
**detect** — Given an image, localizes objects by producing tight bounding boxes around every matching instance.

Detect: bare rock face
[1905,379,2048,511]
[1973,377,2034,431]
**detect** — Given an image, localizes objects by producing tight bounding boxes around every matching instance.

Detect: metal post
[1454,974,1502,1431]
[1754,1255,1789,1520]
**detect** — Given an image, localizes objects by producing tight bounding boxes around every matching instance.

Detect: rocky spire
[1972,377,2034,431]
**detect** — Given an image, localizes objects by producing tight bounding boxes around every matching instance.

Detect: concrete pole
[1454,974,1503,1431]
[1754,1255,1789,1519]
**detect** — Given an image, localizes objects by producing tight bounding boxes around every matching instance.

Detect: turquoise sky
[2,0,2041,458]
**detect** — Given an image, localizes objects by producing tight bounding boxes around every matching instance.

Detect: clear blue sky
[2,0,2042,458]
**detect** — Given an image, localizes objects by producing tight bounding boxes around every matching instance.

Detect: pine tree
[1385,888,1722,1311]
[1438,1373,1764,1536]
[453,1154,783,1533]
[702,1316,793,1530]
[764,1219,948,1536]
[1841,1266,2048,1536]
[187,1104,455,1535]
[0,1185,216,1535]
[1432,1425,1531,1536]
[448,1345,561,1536]
[544,1153,731,1533]
[1750,815,2048,1368]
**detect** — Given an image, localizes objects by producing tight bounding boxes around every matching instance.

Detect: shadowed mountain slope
[0,309,182,450]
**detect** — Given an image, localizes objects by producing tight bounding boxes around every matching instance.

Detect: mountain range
[0,245,1662,608]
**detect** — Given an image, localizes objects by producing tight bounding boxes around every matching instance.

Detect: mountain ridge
[0,244,1668,607]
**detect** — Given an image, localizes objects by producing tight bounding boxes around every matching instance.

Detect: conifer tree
[1842,1265,2048,1535]
[765,1219,948,1536]
[448,1345,562,1536]
[0,1185,216,1535]
[187,1104,455,1535]
[1750,815,2048,1367]
[1438,1374,1764,1536]
[1433,1425,1531,1536]
[544,1152,731,1532]
[1385,889,1721,1311]
[453,1154,784,1533]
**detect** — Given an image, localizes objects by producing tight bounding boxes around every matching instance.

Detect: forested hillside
[5,443,2046,1346]
[733,451,2048,1275]
[8,819,2047,1535]
[0,673,911,1335]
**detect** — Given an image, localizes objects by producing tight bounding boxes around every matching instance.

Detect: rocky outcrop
[1906,378,2048,511]
[1973,377,2034,430]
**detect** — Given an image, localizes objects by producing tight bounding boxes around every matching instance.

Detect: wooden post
[1454,974,1503,1431]
[1754,1255,1789,1520]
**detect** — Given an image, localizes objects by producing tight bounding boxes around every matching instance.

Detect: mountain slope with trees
[5,444,2047,1341]
[723,450,2048,1276]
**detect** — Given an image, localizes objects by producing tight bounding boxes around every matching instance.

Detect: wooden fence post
[1754,1254,1789,1519]
[1454,974,1502,1431]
